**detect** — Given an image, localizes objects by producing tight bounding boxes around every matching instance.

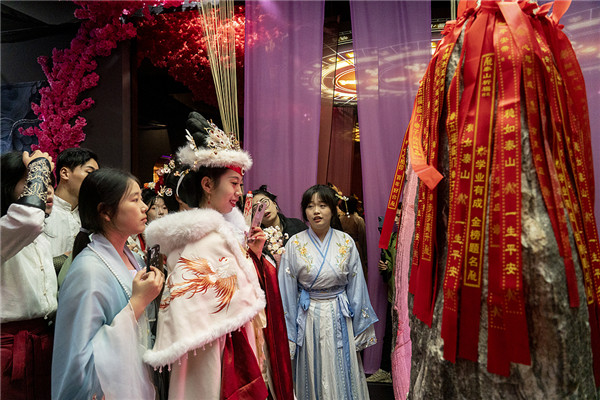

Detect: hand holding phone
[251,201,266,229]
[145,244,161,273]
[243,192,253,227]
[245,202,267,249]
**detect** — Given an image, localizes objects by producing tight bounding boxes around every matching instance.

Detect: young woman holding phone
[52,168,164,399]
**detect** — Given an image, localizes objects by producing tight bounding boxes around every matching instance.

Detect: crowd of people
[0,112,381,400]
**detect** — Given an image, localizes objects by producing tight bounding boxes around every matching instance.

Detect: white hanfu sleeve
[92,302,155,400]
[1,204,44,260]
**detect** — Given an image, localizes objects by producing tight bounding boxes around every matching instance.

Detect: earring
[207,193,211,205]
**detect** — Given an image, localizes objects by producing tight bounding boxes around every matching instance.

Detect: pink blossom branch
[20,1,182,159]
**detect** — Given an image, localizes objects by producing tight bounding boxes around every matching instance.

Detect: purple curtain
[349,0,431,375]
[559,1,600,234]
[244,1,325,219]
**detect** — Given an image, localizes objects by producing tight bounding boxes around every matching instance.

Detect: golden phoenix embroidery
[160,256,237,313]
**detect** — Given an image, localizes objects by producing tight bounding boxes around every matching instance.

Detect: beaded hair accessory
[176,112,252,175]
[144,159,176,197]
[335,192,350,217]
[151,158,190,199]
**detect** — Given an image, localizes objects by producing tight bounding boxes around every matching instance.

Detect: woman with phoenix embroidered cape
[279,184,378,399]
[143,112,293,400]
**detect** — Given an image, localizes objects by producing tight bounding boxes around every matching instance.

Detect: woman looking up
[278,184,378,399]
[143,112,293,400]
[52,168,164,399]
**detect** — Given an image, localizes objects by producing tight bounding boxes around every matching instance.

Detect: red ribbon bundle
[379,0,600,382]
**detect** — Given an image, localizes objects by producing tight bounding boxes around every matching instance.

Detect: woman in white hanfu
[278,184,378,400]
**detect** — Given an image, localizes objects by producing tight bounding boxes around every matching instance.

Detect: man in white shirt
[44,147,98,272]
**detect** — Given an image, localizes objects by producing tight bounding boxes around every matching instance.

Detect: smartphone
[243,192,253,227]
[145,244,161,273]
[251,201,267,229]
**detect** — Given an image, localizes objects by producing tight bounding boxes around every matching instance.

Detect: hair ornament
[176,112,252,174]
[175,169,190,198]
[335,192,350,217]
[144,168,173,198]
[156,159,175,177]
[335,193,349,202]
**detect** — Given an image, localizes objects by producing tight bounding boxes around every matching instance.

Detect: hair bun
[185,112,212,148]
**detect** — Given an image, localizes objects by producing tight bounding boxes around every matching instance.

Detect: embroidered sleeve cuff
[16,157,52,211]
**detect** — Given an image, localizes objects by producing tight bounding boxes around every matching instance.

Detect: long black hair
[1,152,26,217]
[339,195,359,215]
[72,168,138,259]
[300,184,342,230]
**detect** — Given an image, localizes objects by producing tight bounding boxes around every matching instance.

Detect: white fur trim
[143,296,265,367]
[177,146,253,172]
[145,208,224,255]
[223,207,249,232]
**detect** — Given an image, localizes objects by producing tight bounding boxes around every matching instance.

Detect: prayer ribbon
[380,0,600,382]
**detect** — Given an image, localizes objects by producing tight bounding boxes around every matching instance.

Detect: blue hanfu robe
[278,227,378,400]
[51,234,155,399]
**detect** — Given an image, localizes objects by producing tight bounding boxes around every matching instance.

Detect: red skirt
[1,318,53,400]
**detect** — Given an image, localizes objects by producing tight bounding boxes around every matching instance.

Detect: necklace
[88,245,132,299]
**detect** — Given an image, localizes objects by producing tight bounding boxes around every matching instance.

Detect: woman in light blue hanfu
[278,184,378,399]
[52,169,164,400]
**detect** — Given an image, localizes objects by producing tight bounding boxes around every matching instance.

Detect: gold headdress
[176,112,252,176]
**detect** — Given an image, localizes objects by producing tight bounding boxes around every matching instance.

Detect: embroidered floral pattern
[334,237,352,272]
[293,238,314,273]
[285,267,295,280]
[264,225,288,255]
[160,256,237,313]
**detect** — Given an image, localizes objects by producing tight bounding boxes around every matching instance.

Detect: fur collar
[145,207,247,255]
[222,206,247,232]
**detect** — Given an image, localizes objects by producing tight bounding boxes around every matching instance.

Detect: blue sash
[296,229,333,347]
